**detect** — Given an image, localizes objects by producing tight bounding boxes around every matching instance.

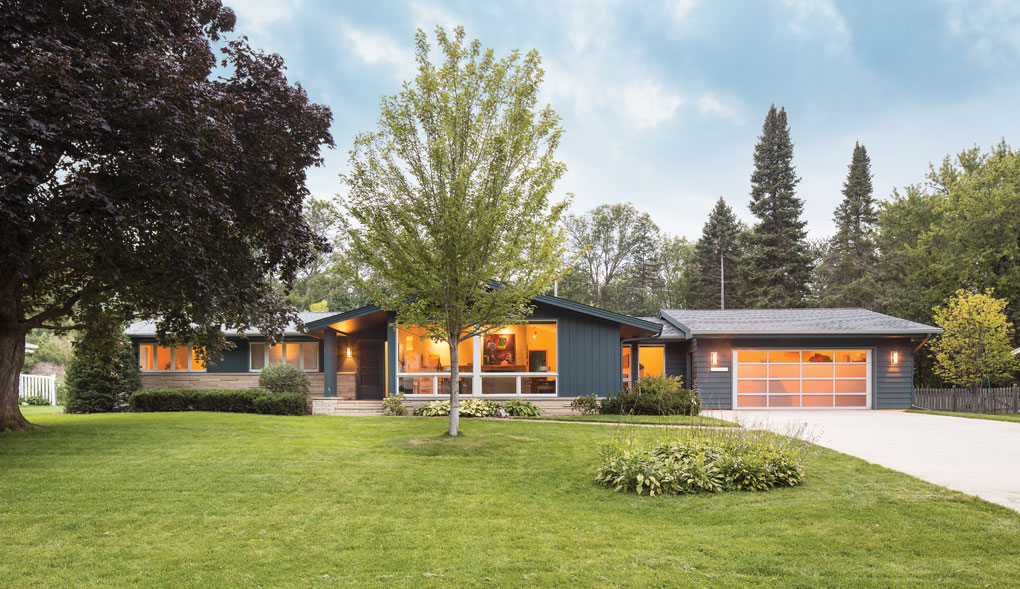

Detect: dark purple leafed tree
[0,0,334,430]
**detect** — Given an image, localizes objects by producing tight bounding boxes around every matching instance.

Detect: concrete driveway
[710,409,1020,512]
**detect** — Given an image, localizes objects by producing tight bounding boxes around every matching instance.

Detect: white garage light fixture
[891,351,899,365]
[710,351,719,366]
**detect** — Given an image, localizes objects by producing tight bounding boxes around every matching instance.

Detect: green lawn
[3,409,1020,587]
[513,413,737,427]
[906,409,1020,423]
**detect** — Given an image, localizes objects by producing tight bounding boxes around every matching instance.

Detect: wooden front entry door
[355,340,385,399]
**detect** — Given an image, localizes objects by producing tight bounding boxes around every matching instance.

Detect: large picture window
[138,344,205,372]
[396,321,557,397]
[250,341,319,372]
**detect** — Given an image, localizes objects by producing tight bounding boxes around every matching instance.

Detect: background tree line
[287,105,1020,386]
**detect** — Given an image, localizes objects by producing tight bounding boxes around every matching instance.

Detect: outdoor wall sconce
[710,351,719,366]
[346,346,352,358]
[891,351,899,365]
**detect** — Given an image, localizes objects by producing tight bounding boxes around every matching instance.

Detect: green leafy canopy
[340,26,569,346]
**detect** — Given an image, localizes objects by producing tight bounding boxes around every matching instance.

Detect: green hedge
[129,389,307,416]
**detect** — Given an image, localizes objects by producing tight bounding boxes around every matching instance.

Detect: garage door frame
[730,347,873,410]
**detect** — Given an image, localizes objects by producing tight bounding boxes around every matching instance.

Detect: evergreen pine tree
[689,197,745,309]
[742,105,812,308]
[815,142,880,308]
[64,318,141,414]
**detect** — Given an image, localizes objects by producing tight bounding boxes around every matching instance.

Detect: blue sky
[227,0,1020,240]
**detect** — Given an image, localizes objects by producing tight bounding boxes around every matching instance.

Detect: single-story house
[126,299,941,411]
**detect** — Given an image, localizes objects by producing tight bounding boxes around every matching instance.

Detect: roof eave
[302,305,384,331]
[691,329,943,336]
[533,295,662,334]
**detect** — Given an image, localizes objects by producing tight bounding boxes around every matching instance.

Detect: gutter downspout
[913,333,934,354]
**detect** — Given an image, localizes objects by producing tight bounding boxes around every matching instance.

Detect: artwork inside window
[483,333,516,367]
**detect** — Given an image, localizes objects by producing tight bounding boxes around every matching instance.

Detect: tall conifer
[816,143,879,308]
[742,105,812,307]
[690,197,745,309]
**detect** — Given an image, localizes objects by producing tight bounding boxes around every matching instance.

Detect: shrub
[20,395,51,406]
[411,399,503,417]
[129,389,307,415]
[258,362,310,394]
[413,400,451,416]
[595,429,810,496]
[570,394,599,415]
[65,320,141,413]
[599,375,700,416]
[382,393,407,416]
[460,398,503,417]
[502,399,541,417]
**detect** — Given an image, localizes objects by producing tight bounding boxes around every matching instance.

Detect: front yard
[2,408,1020,586]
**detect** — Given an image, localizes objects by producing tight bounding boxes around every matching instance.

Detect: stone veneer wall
[139,372,357,401]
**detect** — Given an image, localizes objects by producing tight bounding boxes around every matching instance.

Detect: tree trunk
[0,324,33,431]
[447,339,460,436]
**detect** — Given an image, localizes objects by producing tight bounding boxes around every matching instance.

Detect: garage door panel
[803,364,833,378]
[768,395,800,407]
[835,395,867,407]
[802,380,834,393]
[735,349,870,409]
[738,395,767,407]
[835,379,867,393]
[768,379,800,394]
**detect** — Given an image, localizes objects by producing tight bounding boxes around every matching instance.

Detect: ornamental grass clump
[595,424,815,496]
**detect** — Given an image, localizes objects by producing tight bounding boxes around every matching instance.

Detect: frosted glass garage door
[734,349,870,409]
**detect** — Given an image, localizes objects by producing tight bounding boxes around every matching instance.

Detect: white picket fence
[19,374,57,405]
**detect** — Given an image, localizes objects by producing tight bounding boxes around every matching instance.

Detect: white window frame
[249,341,319,372]
[138,344,206,373]
[396,320,559,398]
[731,348,872,410]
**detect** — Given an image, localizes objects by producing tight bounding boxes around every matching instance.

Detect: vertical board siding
[664,341,689,387]
[692,336,918,410]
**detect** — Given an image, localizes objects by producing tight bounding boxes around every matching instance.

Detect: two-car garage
[733,349,871,409]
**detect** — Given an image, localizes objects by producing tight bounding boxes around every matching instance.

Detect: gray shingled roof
[658,308,941,336]
[124,312,336,337]
[638,317,688,339]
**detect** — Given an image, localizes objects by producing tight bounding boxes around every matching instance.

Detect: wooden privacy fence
[914,386,1020,414]
[19,374,57,405]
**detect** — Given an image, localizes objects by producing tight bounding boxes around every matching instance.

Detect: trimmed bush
[258,362,310,394]
[382,393,407,416]
[600,375,700,416]
[129,389,307,415]
[20,395,51,406]
[503,399,541,417]
[596,430,809,496]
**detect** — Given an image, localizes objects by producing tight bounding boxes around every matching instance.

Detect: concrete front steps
[312,398,579,417]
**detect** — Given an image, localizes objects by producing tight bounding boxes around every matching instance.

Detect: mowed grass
[906,409,1020,423]
[513,413,737,427]
[3,410,1020,587]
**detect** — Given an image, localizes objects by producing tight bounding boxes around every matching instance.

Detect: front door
[355,340,385,399]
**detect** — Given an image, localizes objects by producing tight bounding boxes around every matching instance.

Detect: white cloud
[225,0,303,34]
[669,0,699,22]
[780,0,851,53]
[697,94,742,123]
[623,80,684,129]
[940,0,1020,65]
[345,29,416,81]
